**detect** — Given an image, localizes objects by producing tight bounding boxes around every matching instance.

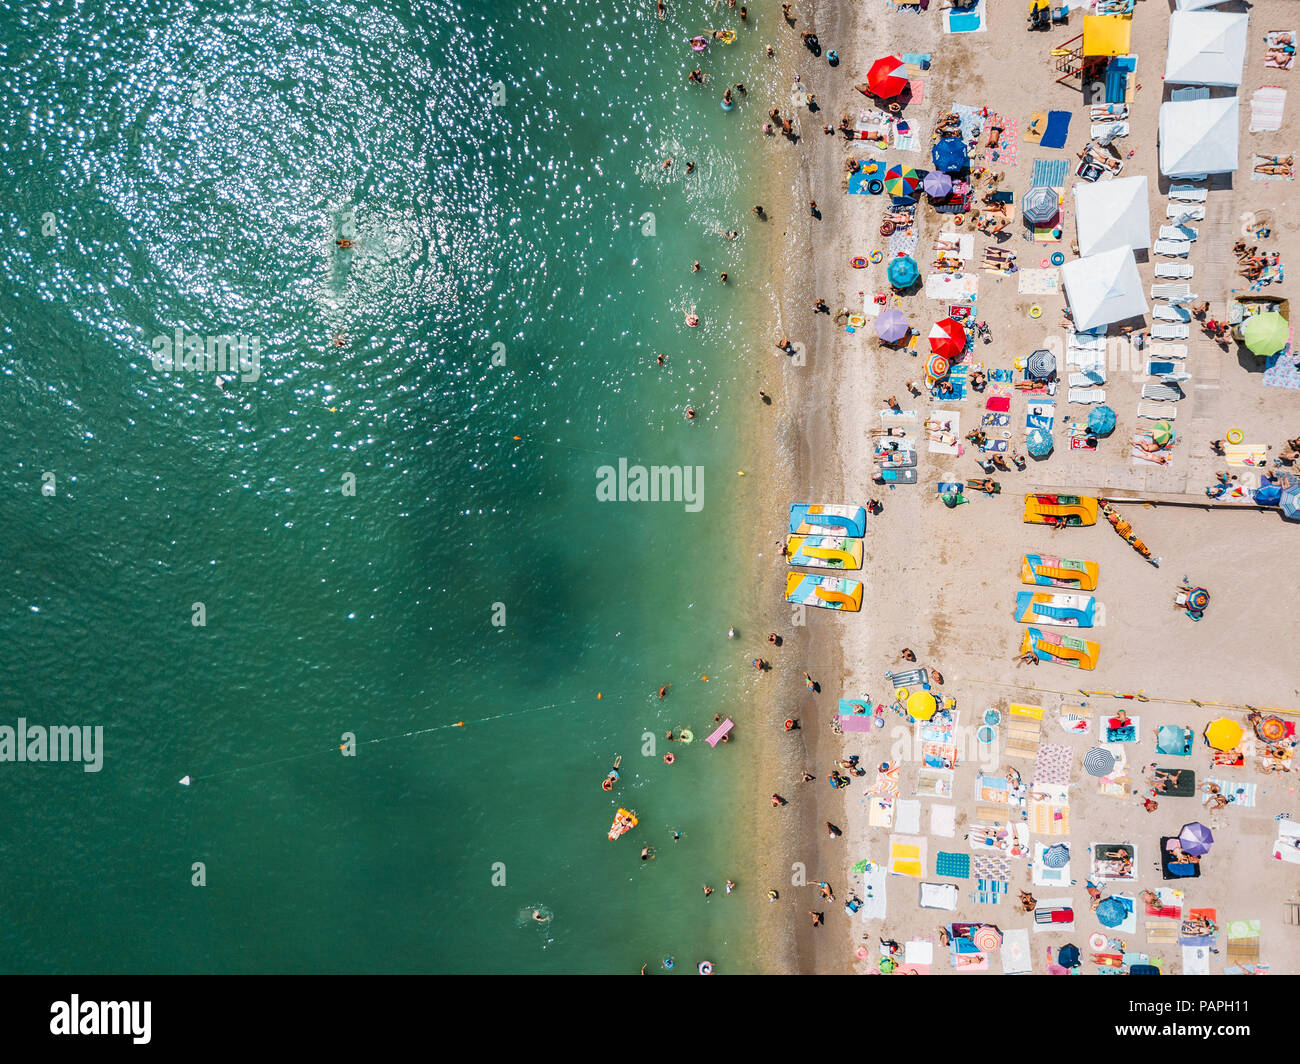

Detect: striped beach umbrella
[973,925,1003,952]
[928,317,966,357]
[926,353,950,380]
[1082,747,1115,777]
[1242,311,1289,357]
[874,307,910,342]
[1025,349,1057,380]
[1205,718,1243,751]
[866,55,909,98]
[1096,897,1127,928]
[922,169,953,198]
[1042,843,1071,869]
[887,254,920,288]
[1281,484,1300,521]
[1186,587,1210,612]
[1178,822,1214,856]
[1027,426,1054,458]
[884,163,922,199]
[1023,185,1060,224]
[1151,420,1175,446]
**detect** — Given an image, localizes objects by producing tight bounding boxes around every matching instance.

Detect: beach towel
[1203,777,1256,808]
[1032,843,1071,887]
[930,804,957,837]
[919,881,959,912]
[927,410,961,454]
[1263,344,1300,390]
[1028,796,1070,836]
[1182,945,1211,975]
[935,851,970,879]
[1033,743,1072,787]
[985,394,1011,413]
[895,798,921,835]
[1036,110,1071,153]
[1025,400,1054,433]
[1024,112,1047,145]
[868,796,895,828]
[1226,920,1261,965]
[1251,153,1295,182]
[926,272,979,300]
[1102,715,1139,744]
[1032,897,1074,933]
[868,760,900,798]
[1225,443,1268,466]
[1001,928,1032,974]
[1265,30,1297,71]
[944,0,986,35]
[856,862,888,921]
[1017,268,1060,296]
[889,835,927,879]
[1251,87,1287,133]
[905,938,934,967]
[917,767,955,799]
[1180,908,1218,947]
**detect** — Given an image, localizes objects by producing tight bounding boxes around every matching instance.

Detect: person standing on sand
[825,821,842,838]
[801,771,816,783]
[809,911,823,927]
[753,205,766,219]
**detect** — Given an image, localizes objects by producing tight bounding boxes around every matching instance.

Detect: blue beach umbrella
[1088,405,1117,436]
[888,254,920,288]
[1057,943,1081,968]
[1282,484,1300,521]
[931,137,969,174]
[1096,897,1127,928]
[1027,426,1054,458]
[1253,482,1282,506]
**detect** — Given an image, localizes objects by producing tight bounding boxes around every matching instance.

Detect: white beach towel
[926,272,979,300]
[919,882,959,910]
[1249,87,1286,133]
[858,863,888,920]
[927,410,961,455]
[1017,268,1061,296]
[895,799,921,835]
[1001,929,1032,974]
[1182,945,1211,975]
[906,939,934,965]
[930,804,957,838]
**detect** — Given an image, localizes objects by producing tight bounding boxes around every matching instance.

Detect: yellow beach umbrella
[907,690,938,721]
[1204,718,1243,752]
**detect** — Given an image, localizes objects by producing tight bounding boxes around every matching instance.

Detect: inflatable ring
[848,314,866,328]
[1040,258,1050,269]
[868,179,884,195]
[851,256,868,269]
[1226,427,1244,445]
[716,29,735,43]
[880,220,895,237]
[721,98,734,111]
[869,250,884,264]
[601,778,613,791]
[1029,305,1043,319]
[664,752,676,764]
[691,37,708,51]
[895,686,909,700]
[954,215,964,226]
[678,728,694,744]
[873,716,884,729]
[1051,252,1065,266]
[784,719,796,731]
[664,957,675,969]
[698,961,714,975]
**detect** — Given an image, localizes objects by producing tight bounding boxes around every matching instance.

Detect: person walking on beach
[886,395,900,412]
[825,821,842,838]
[759,389,770,404]
[804,671,816,691]
[818,882,834,901]
[753,205,766,219]
[768,889,779,901]
[801,771,816,783]
[771,793,787,806]
[782,2,793,23]
[808,199,818,216]
[900,648,916,662]
[809,911,824,927]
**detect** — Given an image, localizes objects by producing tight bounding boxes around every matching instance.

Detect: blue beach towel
[936,852,971,879]
[1030,158,1070,188]
[937,482,965,494]
[1040,111,1072,150]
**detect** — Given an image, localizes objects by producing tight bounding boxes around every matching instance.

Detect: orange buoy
[701,675,709,682]
[597,692,603,699]
[453,721,465,727]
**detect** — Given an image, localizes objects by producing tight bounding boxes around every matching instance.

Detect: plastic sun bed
[1069,371,1106,387]
[1168,185,1207,203]
[1068,388,1106,404]
[1154,264,1193,280]
[1141,382,1185,402]
[1153,306,1191,323]
[1137,403,1175,421]
[1151,324,1190,340]
[1166,204,1205,221]
[1149,344,1187,358]
[1153,240,1190,258]
[1150,283,1192,301]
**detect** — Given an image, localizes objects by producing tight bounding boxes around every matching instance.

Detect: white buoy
[179,775,191,786]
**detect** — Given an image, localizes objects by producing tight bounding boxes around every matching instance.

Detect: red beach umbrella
[928,317,967,358]
[866,55,909,99]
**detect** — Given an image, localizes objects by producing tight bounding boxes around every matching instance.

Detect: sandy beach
[742,0,1300,975]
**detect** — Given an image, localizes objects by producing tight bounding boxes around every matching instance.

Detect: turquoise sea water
[0,0,779,972]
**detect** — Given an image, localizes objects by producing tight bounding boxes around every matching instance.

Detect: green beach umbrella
[1242,311,1289,357]
[1151,420,1174,446]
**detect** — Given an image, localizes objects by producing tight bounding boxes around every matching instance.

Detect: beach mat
[1203,777,1256,807]
[1250,87,1286,133]
[889,834,927,879]
[930,803,957,837]
[1040,111,1071,150]
[935,851,970,879]
[1033,743,1072,787]
[1154,766,1196,797]
[1024,111,1047,145]
[895,798,921,835]
[1017,268,1060,296]
[869,796,895,828]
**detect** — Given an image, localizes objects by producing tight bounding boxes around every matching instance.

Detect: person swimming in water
[658,684,670,699]
[532,909,550,923]
[336,238,354,249]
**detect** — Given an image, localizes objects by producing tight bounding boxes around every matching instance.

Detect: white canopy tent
[1072,176,1150,257]
[1061,246,1148,332]
[1158,96,1239,177]
[1165,11,1249,86]
[1174,0,1233,10]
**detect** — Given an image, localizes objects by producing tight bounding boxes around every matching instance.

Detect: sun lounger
[1138,403,1175,420]
[1068,388,1105,404]
[1149,344,1187,358]
[1067,351,1105,373]
[1159,225,1197,243]
[1155,263,1193,280]
[1069,371,1106,386]
[1153,240,1190,258]
[1153,306,1191,323]
[1090,121,1129,141]
[1091,103,1128,122]
[1150,283,1192,302]
[1146,360,1180,377]
[1141,382,1185,402]
[1151,323,1190,340]
[1168,185,1207,203]
[1167,203,1205,221]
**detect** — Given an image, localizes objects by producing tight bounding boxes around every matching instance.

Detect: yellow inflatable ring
[716,29,735,43]
[895,687,909,700]
[1225,428,1244,445]
[869,250,884,264]
[1029,305,1043,319]
[848,314,866,328]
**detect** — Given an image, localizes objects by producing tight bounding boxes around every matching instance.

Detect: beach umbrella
[887,254,920,288]
[1096,897,1127,928]
[874,307,910,342]
[1027,426,1054,458]
[1178,822,1214,856]
[931,137,969,174]
[866,55,909,98]
[1025,349,1057,380]
[1042,844,1071,869]
[1057,943,1081,969]
[973,925,1003,951]
[1088,405,1117,436]
[941,492,969,508]
[1082,748,1115,777]
[1258,715,1287,741]
[1282,484,1300,521]
[1157,724,1188,753]
[1023,185,1061,225]
[884,163,923,199]
[906,690,938,721]
[926,353,950,380]
[928,317,966,357]
[1254,482,1283,506]
[1242,311,1289,357]
[922,169,953,198]
[1151,420,1175,446]
[1185,587,1210,612]
[1205,718,1243,751]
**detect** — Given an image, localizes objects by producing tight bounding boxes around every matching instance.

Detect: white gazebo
[1072,176,1150,258]
[1165,11,1249,86]
[1174,0,1233,10]
[1061,246,1149,332]
[1158,96,1239,178]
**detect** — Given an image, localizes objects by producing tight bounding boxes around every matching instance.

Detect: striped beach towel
[1204,777,1257,807]
[1250,87,1286,132]
[1030,158,1070,188]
